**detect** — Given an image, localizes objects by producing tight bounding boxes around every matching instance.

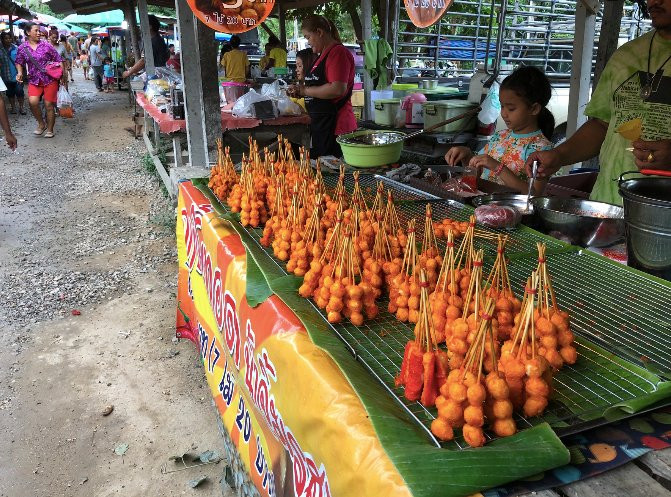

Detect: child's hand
[469,154,500,171]
[445,146,472,166]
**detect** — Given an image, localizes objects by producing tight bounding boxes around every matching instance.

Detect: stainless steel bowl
[531,197,625,248]
[421,79,439,89]
[472,193,536,217]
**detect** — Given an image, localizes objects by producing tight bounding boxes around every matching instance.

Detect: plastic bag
[231,89,276,118]
[260,79,286,98]
[57,86,74,118]
[474,204,522,228]
[276,95,302,116]
[477,82,501,125]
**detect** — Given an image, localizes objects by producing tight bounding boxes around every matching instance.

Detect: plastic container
[391,83,419,91]
[369,89,394,117]
[373,99,401,126]
[221,81,250,104]
[417,88,465,101]
[468,63,489,104]
[402,93,427,128]
[422,99,478,132]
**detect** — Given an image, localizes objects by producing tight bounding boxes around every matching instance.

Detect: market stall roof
[47,0,173,15]
[0,0,32,18]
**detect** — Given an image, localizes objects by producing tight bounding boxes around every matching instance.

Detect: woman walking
[60,35,75,82]
[14,22,66,138]
[0,31,25,115]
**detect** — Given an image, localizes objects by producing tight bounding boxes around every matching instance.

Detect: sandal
[33,127,46,135]
[43,131,55,138]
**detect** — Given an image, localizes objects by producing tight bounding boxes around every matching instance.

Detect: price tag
[187,0,275,34]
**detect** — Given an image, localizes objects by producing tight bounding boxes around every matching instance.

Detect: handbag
[21,44,63,82]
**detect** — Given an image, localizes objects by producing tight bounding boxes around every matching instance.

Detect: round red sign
[404,0,454,28]
[187,0,275,34]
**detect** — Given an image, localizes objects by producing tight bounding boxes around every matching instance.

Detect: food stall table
[221,112,311,160]
[176,171,671,497]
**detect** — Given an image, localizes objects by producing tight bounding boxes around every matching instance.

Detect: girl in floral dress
[446,66,555,194]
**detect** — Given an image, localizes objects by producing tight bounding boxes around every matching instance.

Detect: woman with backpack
[14,22,66,138]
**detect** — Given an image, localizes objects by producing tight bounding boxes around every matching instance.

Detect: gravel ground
[0,78,225,496]
[0,91,175,331]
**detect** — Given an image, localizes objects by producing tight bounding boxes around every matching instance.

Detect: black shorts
[5,81,24,99]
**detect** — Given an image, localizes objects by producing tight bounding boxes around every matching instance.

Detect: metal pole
[175,0,221,169]
[391,0,400,81]
[137,0,155,76]
[362,0,373,120]
[566,0,598,140]
[279,6,286,47]
[593,0,624,88]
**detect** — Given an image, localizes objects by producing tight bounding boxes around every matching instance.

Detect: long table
[135,93,311,196]
[175,177,671,497]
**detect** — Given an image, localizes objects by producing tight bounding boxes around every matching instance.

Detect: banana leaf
[192,179,570,496]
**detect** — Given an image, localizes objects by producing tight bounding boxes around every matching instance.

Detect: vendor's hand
[5,132,17,151]
[445,146,471,166]
[525,149,562,179]
[122,70,130,79]
[469,154,499,171]
[632,139,671,171]
[286,84,300,98]
[15,73,23,84]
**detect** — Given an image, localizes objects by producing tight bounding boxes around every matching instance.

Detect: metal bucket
[618,171,671,280]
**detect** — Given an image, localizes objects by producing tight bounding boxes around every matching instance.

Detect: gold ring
[647,152,654,162]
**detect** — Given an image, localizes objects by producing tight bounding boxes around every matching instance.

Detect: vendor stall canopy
[0,0,32,18]
[47,0,173,15]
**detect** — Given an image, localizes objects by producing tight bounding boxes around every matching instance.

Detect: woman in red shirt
[288,15,356,158]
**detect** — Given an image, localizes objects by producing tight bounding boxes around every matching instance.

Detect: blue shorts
[4,81,24,99]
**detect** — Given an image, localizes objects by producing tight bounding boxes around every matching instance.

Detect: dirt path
[0,76,225,496]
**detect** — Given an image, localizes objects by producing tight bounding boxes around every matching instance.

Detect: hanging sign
[404,0,454,28]
[187,0,275,34]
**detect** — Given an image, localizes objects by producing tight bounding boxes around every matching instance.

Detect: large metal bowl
[472,193,536,223]
[531,197,625,248]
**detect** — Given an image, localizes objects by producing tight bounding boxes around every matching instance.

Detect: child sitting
[290,48,316,112]
[446,66,555,194]
[103,57,115,92]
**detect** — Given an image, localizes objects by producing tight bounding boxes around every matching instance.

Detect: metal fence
[393,0,652,79]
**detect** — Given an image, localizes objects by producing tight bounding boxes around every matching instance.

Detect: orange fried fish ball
[541,334,558,350]
[431,417,455,441]
[536,317,556,336]
[467,383,487,406]
[448,382,467,403]
[492,399,513,419]
[408,309,419,323]
[486,375,510,400]
[524,358,545,378]
[396,307,409,322]
[492,418,517,437]
[464,405,485,427]
[525,377,550,398]
[350,312,364,326]
[327,311,341,324]
[435,395,448,409]
[438,399,464,425]
[558,329,575,347]
[448,337,468,356]
[560,345,577,365]
[504,358,525,379]
[463,424,486,448]
[544,348,564,370]
[523,396,548,417]
[446,305,461,321]
[550,311,569,331]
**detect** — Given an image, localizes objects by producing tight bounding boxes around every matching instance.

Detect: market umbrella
[62,10,124,26]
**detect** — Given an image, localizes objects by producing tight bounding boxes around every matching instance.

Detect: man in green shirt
[527,0,671,205]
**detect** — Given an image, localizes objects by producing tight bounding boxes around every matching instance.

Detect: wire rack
[322,173,439,202]
[204,179,671,449]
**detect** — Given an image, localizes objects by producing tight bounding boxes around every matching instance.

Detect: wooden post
[124,0,141,61]
[593,0,624,89]
[175,0,222,170]
[566,0,598,140]
[362,0,373,121]
[137,0,155,76]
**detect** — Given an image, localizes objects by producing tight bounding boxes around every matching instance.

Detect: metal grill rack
[205,177,671,449]
[322,173,439,202]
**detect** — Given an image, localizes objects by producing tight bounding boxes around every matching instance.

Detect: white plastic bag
[260,79,286,98]
[276,94,302,116]
[57,86,73,107]
[477,81,501,124]
[231,89,276,118]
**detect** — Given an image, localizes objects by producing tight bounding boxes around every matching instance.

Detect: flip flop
[33,127,46,135]
[43,131,55,138]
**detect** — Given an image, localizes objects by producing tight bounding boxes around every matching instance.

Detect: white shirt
[0,75,6,92]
